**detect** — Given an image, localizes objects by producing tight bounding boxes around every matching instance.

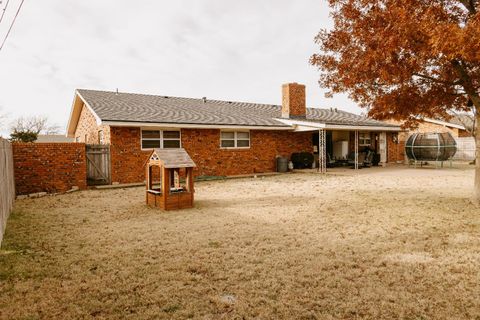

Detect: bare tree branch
[10,115,60,135]
[44,124,61,135]
[452,109,476,136]
[0,110,5,128]
[0,107,9,135]
[458,0,477,14]
[413,73,461,86]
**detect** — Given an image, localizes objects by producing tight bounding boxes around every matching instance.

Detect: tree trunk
[475,108,480,202]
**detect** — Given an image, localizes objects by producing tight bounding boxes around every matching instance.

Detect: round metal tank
[405,132,457,161]
[276,156,289,172]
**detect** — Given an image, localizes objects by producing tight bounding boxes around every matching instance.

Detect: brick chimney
[281,82,306,118]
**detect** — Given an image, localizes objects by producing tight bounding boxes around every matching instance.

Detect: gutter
[275,118,401,132]
[101,120,293,131]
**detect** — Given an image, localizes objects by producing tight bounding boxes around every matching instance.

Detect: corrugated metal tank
[405,132,457,161]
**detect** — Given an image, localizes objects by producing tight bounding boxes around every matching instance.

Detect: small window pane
[142,130,160,139]
[237,132,249,139]
[163,131,180,139]
[221,140,235,148]
[221,132,234,139]
[142,140,160,149]
[237,140,250,147]
[163,140,181,148]
[359,133,371,145]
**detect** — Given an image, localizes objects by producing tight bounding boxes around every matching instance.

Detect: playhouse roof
[150,148,196,168]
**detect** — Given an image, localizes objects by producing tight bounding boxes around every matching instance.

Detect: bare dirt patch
[1,167,479,319]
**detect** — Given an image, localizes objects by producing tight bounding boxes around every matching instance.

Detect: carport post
[318,129,327,173]
[379,131,387,166]
[355,130,359,170]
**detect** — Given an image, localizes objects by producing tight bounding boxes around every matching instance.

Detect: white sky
[0,0,361,136]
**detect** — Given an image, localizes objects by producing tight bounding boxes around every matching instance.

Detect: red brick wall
[388,119,461,140]
[110,127,151,184]
[182,129,312,177]
[387,132,405,163]
[110,127,313,184]
[282,83,306,118]
[12,143,87,195]
[458,129,472,138]
[74,104,110,144]
[345,131,403,163]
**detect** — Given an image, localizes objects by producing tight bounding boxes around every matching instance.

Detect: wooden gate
[86,145,111,185]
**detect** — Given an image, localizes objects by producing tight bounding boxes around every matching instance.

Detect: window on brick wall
[359,132,371,146]
[141,130,181,149]
[220,131,250,148]
[98,130,104,144]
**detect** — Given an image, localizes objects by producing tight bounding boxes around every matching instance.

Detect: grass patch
[162,304,181,313]
[1,168,479,319]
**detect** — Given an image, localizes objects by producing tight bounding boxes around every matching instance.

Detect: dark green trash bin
[276,156,288,173]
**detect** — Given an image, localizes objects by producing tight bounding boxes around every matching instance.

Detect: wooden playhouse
[145,148,196,210]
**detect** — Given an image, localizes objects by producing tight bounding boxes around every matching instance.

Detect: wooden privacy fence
[0,138,15,246]
[453,137,476,161]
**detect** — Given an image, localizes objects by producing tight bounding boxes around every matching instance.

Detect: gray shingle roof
[77,89,398,128]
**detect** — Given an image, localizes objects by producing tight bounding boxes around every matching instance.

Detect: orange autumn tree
[311,0,480,201]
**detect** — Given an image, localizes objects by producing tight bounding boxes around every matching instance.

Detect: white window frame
[220,130,250,149]
[98,130,104,144]
[359,132,371,146]
[141,129,182,150]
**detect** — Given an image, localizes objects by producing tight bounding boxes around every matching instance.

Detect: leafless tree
[10,116,60,135]
[452,108,476,138]
[9,116,61,142]
[0,108,8,138]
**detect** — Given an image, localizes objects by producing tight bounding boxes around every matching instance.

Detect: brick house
[389,118,470,140]
[66,83,402,185]
[387,117,473,162]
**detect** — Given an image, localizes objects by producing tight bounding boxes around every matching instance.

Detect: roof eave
[276,118,401,132]
[422,118,466,130]
[65,92,81,138]
[101,120,293,130]
[324,124,402,131]
[65,90,103,138]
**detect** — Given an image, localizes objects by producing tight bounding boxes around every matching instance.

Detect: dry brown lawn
[1,166,479,319]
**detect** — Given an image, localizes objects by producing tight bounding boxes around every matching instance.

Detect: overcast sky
[0,0,360,135]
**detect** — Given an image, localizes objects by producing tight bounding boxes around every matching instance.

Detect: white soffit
[423,118,466,130]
